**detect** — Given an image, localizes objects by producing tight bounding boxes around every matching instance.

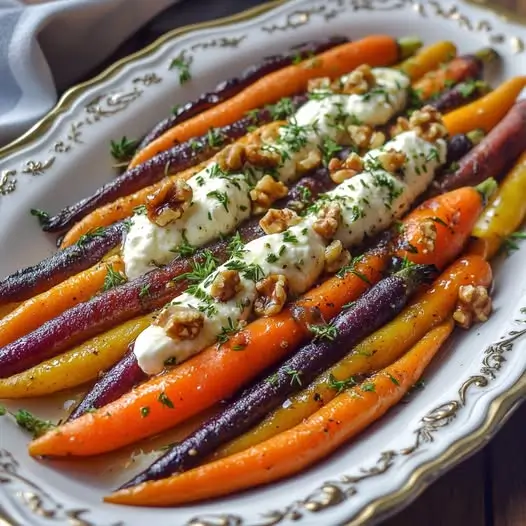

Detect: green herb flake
[102,264,127,292]
[30,208,50,225]
[361,382,376,393]
[139,284,151,299]
[158,392,175,409]
[77,226,106,247]
[110,136,138,164]
[169,51,193,84]
[328,373,358,393]
[308,322,338,341]
[170,229,196,258]
[284,368,303,386]
[502,231,526,256]
[207,190,230,212]
[0,406,56,438]
[387,373,400,386]
[140,406,150,418]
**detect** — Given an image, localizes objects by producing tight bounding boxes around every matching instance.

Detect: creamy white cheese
[123,67,410,279]
[134,131,446,374]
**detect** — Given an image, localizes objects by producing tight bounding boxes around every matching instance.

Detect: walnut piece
[377,149,407,174]
[216,143,246,172]
[296,148,322,174]
[245,142,281,169]
[390,116,410,138]
[453,285,492,329]
[259,208,301,234]
[146,179,193,227]
[328,152,364,184]
[324,239,351,273]
[409,105,447,142]
[154,305,204,340]
[210,270,241,302]
[250,175,288,213]
[347,125,385,152]
[307,76,331,92]
[417,219,437,254]
[254,274,289,317]
[339,64,376,95]
[313,202,341,239]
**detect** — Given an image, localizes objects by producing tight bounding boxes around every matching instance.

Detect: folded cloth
[0,0,179,146]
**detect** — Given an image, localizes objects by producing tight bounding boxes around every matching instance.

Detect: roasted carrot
[0,256,124,348]
[217,255,491,459]
[394,181,494,268]
[0,315,153,399]
[28,249,389,457]
[129,36,417,168]
[0,303,17,319]
[444,76,526,135]
[105,320,454,506]
[469,151,526,259]
[59,121,285,248]
[412,48,496,101]
[396,40,456,81]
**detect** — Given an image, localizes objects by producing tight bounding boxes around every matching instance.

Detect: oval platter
[1,0,526,525]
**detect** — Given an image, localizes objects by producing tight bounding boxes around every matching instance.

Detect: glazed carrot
[106,320,454,506]
[0,303,17,319]
[217,255,491,459]
[444,76,526,135]
[129,36,415,168]
[28,249,389,457]
[396,40,456,81]
[0,314,153,399]
[59,121,285,248]
[394,182,494,268]
[469,151,526,260]
[0,255,124,348]
[413,48,496,101]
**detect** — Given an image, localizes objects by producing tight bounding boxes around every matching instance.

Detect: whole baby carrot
[105,320,455,506]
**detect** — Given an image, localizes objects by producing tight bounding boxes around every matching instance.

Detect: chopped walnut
[453,285,492,329]
[390,116,410,138]
[313,202,341,239]
[259,208,301,234]
[324,239,351,273]
[245,142,281,169]
[377,149,407,174]
[338,65,376,95]
[307,76,331,92]
[259,122,283,143]
[417,219,437,254]
[328,152,364,184]
[216,143,246,172]
[146,179,193,227]
[210,270,241,302]
[154,305,204,340]
[347,125,385,152]
[254,274,289,317]
[296,148,322,174]
[250,175,288,213]
[369,130,386,149]
[409,105,448,142]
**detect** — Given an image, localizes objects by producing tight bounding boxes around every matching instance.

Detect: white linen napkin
[0,0,179,146]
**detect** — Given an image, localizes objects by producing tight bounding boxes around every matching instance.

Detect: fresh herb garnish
[139,284,151,299]
[267,372,279,386]
[207,190,230,212]
[361,382,376,392]
[133,204,148,215]
[175,250,218,284]
[170,229,196,258]
[268,97,296,120]
[169,51,193,84]
[502,231,526,256]
[77,226,106,247]
[207,128,225,148]
[217,317,242,345]
[158,392,175,409]
[387,373,400,386]
[0,405,55,438]
[110,136,138,165]
[337,255,371,284]
[308,322,338,341]
[284,367,303,387]
[102,264,127,291]
[328,373,358,393]
[140,406,150,418]
[30,208,50,226]
[319,137,343,166]
[227,232,246,259]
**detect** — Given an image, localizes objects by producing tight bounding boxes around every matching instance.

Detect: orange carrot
[394,184,489,269]
[105,319,454,506]
[129,36,407,168]
[0,256,124,348]
[28,250,389,457]
[444,76,526,135]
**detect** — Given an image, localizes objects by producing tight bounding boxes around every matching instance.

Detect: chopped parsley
[77,226,106,247]
[30,208,50,226]
[175,250,218,284]
[458,80,481,98]
[268,97,296,120]
[267,372,279,386]
[328,373,358,393]
[110,136,138,165]
[217,317,242,345]
[170,230,196,258]
[169,51,193,84]
[139,284,151,299]
[207,128,225,148]
[319,137,343,166]
[0,405,55,438]
[133,204,148,215]
[102,264,127,291]
[282,231,299,244]
[387,373,400,386]
[158,392,175,409]
[207,190,230,212]
[361,382,376,393]
[140,406,150,418]
[308,322,338,341]
[502,230,526,256]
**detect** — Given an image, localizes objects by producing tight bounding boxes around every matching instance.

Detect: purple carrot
[137,36,348,149]
[120,264,435,488]
[41,95,307,233]
[429,80,490,114]
[0,221,124,304]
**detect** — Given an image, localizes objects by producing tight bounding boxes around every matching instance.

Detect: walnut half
[146,179,193,227]
[254,274,289,317]
[154,305,204,340]
[453,285,492,329]
[210,270,241,302]
[250,175,288,213]
[313,203,341,240]
[259,208,301,235]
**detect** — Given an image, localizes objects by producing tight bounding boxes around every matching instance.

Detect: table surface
[75,1,526,525]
